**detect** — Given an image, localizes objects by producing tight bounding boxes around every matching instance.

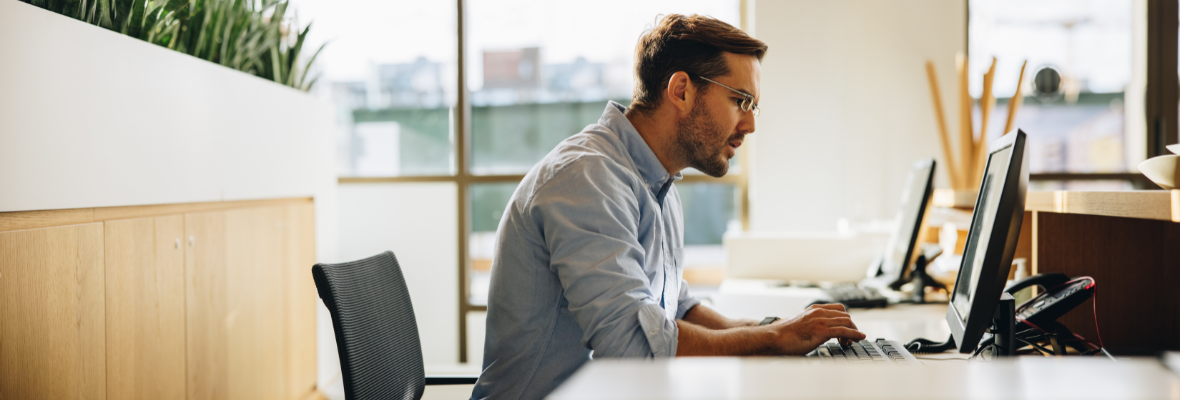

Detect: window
[968,0,1141,190]
[305,0,747,362]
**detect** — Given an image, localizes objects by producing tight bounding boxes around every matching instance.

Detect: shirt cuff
[675,296,701,320]
[637,302,678,358]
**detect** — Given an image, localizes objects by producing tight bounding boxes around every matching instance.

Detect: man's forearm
[681,304,759,330]
[675,319,778,356]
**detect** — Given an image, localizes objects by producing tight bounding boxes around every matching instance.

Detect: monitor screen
[951,145,1012,322]
[880,161,934,278]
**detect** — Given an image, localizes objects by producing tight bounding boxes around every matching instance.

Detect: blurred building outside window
[969,0,1138,191]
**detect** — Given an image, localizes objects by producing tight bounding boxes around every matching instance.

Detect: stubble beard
[674,100,734,178]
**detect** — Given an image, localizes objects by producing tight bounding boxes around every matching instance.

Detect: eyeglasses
[698,76,760,116]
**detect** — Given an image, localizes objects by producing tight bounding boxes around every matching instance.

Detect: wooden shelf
[936,190,1180,222]
[932,189,978,209]
[1025,190,1180,222]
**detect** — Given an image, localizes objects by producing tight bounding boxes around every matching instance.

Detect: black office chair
[312,251,478,400]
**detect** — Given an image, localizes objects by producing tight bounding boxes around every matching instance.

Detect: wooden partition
[0,198,318,400]
[1022,191,1180,354]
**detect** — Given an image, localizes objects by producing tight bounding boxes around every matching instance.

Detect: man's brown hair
[630,14,768,114]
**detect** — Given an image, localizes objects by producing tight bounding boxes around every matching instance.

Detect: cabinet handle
[175,238,181,249]
[189,236,195,247]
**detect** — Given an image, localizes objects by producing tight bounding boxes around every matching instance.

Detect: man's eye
[733,98,745,106]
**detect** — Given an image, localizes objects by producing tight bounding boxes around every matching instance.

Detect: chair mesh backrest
[312,251,425,400]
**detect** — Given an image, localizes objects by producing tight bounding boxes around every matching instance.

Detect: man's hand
[765,303,866,355]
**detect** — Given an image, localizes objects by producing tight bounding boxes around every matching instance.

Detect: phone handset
[1003,272,1069,298]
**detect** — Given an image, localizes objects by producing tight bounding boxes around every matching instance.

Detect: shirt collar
[599,101,683,192]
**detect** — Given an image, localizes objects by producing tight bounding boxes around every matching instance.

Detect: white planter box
[0,0,335,217]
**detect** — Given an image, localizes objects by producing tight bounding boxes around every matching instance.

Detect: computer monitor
[870,159,936,286]
[946,129,1029,354]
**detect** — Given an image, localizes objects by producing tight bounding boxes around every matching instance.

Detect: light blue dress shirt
[470,101,700,400]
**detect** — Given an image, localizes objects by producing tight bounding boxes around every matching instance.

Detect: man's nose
[739,109,756,135]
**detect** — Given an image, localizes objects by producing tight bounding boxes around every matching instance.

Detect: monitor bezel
[878,158,936,285]
[945,129,1029,354]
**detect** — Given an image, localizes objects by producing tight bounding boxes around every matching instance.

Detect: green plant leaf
[296,40,326,90]
[126,0,146,38]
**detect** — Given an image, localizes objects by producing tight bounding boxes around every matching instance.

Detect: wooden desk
[1019,191,1180,354]
[548,357,1179,400]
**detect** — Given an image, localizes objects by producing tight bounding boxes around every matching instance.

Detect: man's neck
[624,107,684,176]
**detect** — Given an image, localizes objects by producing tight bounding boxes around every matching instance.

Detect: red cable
[1091,281,1104,349]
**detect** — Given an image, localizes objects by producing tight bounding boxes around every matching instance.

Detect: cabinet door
[282,203,317,398]
[185,211,228,400]
[105,216,186,399]
[0,223,105,400]
[185,205,317,400]
[225,207,286,400]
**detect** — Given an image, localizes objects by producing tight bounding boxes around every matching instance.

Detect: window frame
[336,0,751,363]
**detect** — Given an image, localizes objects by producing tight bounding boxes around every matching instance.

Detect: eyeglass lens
[741,97,760,116]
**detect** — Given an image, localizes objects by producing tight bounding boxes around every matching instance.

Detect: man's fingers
[808,309,856,326]
[827,326,867,342]
[808,303,847,312]
[820,316,859,331]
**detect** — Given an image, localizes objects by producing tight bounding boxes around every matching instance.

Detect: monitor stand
[977,292,1016,358]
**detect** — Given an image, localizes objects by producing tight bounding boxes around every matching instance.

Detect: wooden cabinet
[186,211,229,400]
[0,223,105,400]
[0,199,317,400]
[106,216,187,399]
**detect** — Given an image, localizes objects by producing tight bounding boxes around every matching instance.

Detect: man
[471,14,865,400]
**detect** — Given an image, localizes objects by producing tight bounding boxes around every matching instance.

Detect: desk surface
[1024,190,1180,222]
[548,357,1179,400]
[933,190,1180,222]
[550,303,1180,399]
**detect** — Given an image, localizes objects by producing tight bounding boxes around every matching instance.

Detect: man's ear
[665,71,695,116]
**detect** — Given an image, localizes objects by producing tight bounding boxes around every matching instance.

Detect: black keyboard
[822,283,889,308]
[807,339,920,364]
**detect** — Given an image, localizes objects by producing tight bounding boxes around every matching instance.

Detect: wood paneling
[1025,191,1180,222]
[186,212,229,400]
[96,198,312,222]
[0,223,105,400]
[1035,211,1180,353]
[105,216,186,399]
[0,197,312,233]
[1,200,317,399]
[284,203,318,398]
[226,207,286,400]
[0,208,95,233]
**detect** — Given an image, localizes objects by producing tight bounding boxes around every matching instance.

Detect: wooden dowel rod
[1002,60,1029,135]
[973,57,998,184]
[956,53,975,190]
[925,60,961,188]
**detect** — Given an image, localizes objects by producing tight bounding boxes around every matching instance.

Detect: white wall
[336,183,459,368]
[749,0,966,232]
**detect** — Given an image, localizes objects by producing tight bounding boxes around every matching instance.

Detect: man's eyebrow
[726,84,755,98]
[735,87,757,100]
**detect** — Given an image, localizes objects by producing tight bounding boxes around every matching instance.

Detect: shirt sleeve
[676,278,701,320]
[529,156,678,359]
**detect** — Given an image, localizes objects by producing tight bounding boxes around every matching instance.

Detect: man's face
[674,52,760,177]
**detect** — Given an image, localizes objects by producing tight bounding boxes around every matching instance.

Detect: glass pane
[294,0,457,176]
[969,0,1133,173]
[467,0,741,175]
[679,182,739,294]
[468,182,519,306]
[679,183,739,246]
[337,182,459,364]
